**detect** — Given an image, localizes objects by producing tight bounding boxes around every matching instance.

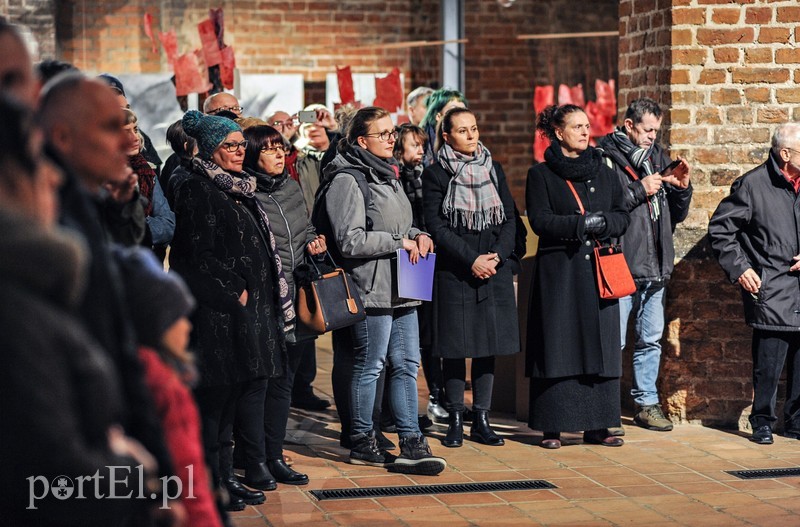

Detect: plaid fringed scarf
[193,158,296,334]
[437,142,505,231]
[609,127,662,221]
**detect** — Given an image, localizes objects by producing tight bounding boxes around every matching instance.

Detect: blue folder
[396,249,436,301]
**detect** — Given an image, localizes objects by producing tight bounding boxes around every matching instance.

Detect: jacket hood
[0,208,88,308]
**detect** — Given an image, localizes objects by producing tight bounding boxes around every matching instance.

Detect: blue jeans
[619,281,666,407]
[351,307,421,439]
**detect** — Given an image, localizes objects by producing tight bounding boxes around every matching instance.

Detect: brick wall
[2,0,56,58]
[620,0,800,428]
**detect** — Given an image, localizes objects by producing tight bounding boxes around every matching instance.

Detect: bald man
[203,91,242,116]
[38,73,178,499]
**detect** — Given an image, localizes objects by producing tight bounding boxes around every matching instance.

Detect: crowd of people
[5,13,800,526]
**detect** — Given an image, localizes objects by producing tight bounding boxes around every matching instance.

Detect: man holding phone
[598,97,692,433]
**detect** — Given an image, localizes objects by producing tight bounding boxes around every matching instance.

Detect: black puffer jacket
[597,138,692,282]
[709,151,800,331]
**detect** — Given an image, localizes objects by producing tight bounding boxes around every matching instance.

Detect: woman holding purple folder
[422,107,520,448]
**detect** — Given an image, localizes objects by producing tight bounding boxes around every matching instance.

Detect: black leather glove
[583,212,606,235]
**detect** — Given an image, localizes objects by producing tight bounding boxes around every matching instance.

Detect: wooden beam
[517,31,618,41]
[341,38,468,52]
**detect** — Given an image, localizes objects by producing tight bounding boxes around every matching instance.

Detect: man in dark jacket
[598,98,692,432]
[709,122,800,445]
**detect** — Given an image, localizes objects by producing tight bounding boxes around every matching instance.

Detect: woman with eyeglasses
[321,106,446,475]
[169,111,290,511]
[236,124,327,487]
[422,107,519,448]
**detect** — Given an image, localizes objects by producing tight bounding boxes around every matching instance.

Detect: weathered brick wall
[621,0,800,428]
[2,0,55,58]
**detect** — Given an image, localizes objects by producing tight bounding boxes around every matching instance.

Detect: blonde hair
[122,108,145,153]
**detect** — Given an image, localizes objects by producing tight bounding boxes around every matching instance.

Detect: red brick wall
[620,0,800,429]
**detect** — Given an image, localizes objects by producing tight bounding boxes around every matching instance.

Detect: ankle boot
[469,410,504,446]
[243,462,277,491]
[224,477,265,505]
[442,410,463,448]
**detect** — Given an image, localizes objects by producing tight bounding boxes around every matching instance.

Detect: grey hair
[406,86,434,108]
[624,97,662,125]
[771,123,800,154]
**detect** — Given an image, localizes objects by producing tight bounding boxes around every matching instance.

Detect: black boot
[243,462,277,491]
[224,477,265,505]
[442,411,463,448]
[469,410,504,446]
[267,458,309,485]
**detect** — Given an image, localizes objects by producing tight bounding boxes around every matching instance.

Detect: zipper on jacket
[269,195,295,269]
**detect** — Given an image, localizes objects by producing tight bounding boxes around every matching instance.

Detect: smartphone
[660,158,681,175]
[297,110,317,124]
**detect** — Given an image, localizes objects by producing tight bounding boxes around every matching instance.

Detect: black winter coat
[597,139,692,282]
[709,151,800,331]
[169,167,286,387]
[422,161,520,359]
[525,145,630,378]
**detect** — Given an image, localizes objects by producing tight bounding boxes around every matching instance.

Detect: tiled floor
[232,335,800,526]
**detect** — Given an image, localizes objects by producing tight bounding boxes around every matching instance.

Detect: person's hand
[152,500,187,527]
[640,173,663,196]
[307,234,327,255]
[239,289,249,306]
[107,425,158,476]
[791,255,800,272]
[471,253,499,280]
[105,167,138,203]
[415,234,433,258]
[315,108,337,131]
[738,268,761,294]
[662,157,691,188]
[583,212,606,235]
[402,237,420,264]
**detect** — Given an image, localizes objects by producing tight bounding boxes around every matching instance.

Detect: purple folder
[396,249,436,301]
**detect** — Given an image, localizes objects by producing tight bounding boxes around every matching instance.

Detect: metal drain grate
[309,479,556,501]
[726,467,800,480]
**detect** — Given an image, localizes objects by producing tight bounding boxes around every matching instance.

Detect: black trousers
[291,340,318,402]
[750,329,800,430]
[442,356,495,413]
[263,340,305,459]
[233,378,268,467]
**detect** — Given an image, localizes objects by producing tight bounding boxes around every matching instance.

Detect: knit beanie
[182,109,242,161]
[113,246,196,349]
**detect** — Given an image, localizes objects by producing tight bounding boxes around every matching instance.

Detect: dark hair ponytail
[339,106,391,155]
[536,104,584,142]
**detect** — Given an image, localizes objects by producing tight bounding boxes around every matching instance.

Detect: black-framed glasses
[364,130,398,142]
[221,140,248,152]
[209,105,244,115]
[260,144,287,155]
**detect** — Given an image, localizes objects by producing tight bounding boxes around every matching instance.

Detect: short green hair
[419,88,468,130]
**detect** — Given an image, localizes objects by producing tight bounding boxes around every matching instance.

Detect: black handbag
[296,254,366,334]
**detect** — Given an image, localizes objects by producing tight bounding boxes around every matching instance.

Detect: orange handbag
[566,180,636,300]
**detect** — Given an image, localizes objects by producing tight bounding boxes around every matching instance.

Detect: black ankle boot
[243,462,277,491]
[224,477,265,505]
[469,410,504,446]
[267,458,309,485]
[442,410,463,448]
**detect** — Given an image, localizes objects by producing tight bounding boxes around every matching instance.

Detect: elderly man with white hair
[709,122,800,445]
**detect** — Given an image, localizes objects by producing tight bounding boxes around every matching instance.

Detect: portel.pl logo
[27,465,195,510]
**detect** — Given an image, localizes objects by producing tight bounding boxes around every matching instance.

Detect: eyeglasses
[261,144,287,155]
[209,105,244,115]
[271,119,297,129]
[364,130,398,142]
[785,147,800,156]
[221,140,248,152]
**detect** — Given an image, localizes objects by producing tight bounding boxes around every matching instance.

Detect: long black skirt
[528,375,620,432]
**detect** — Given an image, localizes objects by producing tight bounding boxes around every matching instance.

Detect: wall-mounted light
[497,0,516,7]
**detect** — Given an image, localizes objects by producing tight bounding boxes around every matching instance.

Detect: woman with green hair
[419,88,468,166]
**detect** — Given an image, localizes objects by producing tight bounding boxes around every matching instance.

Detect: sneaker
[389,435,446,476]
[427,396,449,425]
[634,404,674,431]
[349,432,396,467]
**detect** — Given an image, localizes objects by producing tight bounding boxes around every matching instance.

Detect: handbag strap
[565,180,585,216]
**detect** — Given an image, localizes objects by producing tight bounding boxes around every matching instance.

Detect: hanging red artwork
[557,84,573,106]
[373,68,403,112]
[336,66,356,105]
[174,53,211,96]
[220,46,236,90]
[532,85,554,162]
[143,13,157,54]
[198,18,222,67]
[209,8,225,49]
[159,30,178,68]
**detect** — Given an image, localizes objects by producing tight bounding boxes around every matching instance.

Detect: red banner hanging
[174,53,212,96]
[336,66,355,105]
[198,18,222,67]
[143,13,158,54]
[158,30,178,68]
[373,68,403,112]
[220,46,236,90]
[533,85,554,162]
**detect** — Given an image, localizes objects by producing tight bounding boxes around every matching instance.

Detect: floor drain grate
[727,467,800,480]
[309,479,556,501]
